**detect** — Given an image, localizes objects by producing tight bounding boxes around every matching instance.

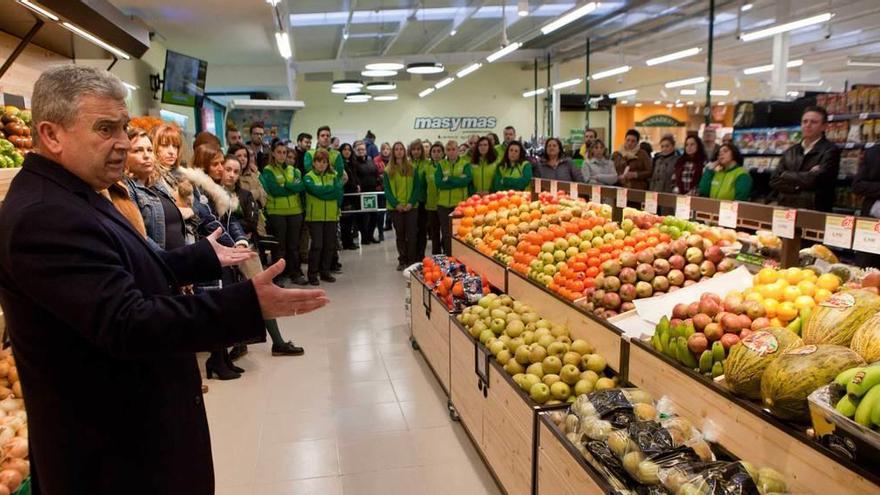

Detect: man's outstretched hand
[252,260,330,318]
[207,228,256,267]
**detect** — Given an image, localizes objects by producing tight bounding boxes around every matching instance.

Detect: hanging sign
[771,209,797,239]
[644,192,658,214]
[823,215,854,249]
[718,201,738,228]
[853,218,880,255]
[634,115,685,127]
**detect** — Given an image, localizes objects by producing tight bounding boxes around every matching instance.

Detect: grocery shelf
[828,112,880,122]
[409,274,452,395]
[837,142,877,149]
[450,237,508,293]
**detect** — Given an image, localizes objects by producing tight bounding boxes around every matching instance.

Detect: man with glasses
[247,122,268,170]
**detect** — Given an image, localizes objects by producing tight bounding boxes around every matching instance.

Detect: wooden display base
[535,414,610,495]
[0,168,21,202]
[409,275,451,395]
[451,237,508,292]
[506,269,624,375]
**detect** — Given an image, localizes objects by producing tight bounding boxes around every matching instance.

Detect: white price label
[616,188,627,208]
[550,180,558,195]
[771,209,797,239]
[643,192,658,214]
[569,182,579,198]
[853,218,880,255]
[718,201,738,228]
[675,195,691,220]
[860,113,869,120]
[591,185,602,203]
[824,215,854,249]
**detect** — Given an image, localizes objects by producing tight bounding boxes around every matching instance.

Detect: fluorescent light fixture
[540,2,598,35]
[591,65,631,80]
[608,89,637,99]
[646,47,702,66]
[518,0,529,17]
[635,103,643,107]
[787,80,824,87]
[331,80,364,90]
[365,62,404,71]
[344,92,372,102]
[373,94,398,101]
[741,3,753,11]
[419,87,435,98]
[407,62,444,74]
[486,42,521,63]
[665,76,706,88]
[847,58,880,67]
[680,89,697,96]
[266,0,281,5]
[61,22,131,60]
[331,86,361,94]
[435,77,454,89]
[552,78,582,90]
[710,89,730,96]
[361,69,397,77]
[787,91,800,97]
[740,13,832,42]
[456,63,482,78]
[274,32,292,59]
[620,101,630,105]
[743,59,803,75]
[344,98,368,103]
[523,88,546,97]
[366,81,396,91]
[18,0,59,21]
[653,100,661,104]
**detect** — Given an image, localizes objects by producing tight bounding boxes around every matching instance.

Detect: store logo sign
[635,115,685,127]
[413,116,498,131]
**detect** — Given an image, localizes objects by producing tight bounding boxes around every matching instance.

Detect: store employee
[0,65,330,494]
[769,106,840,212]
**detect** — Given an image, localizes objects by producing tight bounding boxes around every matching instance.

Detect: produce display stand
[408,273,452,396]
[451,237,508,293]
[449,316,567,495]
[0,168,20,202]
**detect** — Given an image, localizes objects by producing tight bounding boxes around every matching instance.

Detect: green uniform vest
[471,158,498,193]
[709,165,748,201]
[436,157,470,208]
[304,170,340,221]
[421,160,440,211]
[385,168,418,210]
[263,164,303,215]
[305,148,344,177]
[498,162,532,191]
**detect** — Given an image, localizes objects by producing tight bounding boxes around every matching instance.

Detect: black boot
[320,272,336,283]
[272,341,305,356]
[225,347,245,373]
[206,351,241,380]
[229,344,248,361]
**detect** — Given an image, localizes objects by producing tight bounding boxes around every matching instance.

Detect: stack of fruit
[737,267,842,330]
[456,293,615,405]
[833,365,880,429]
[419,255,490,311]
[581,234,738,318]
[0,106,32,167]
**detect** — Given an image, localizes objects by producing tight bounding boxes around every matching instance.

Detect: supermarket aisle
[203,237,501,495]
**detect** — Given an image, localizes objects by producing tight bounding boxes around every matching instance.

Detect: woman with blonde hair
[409,139,431,258]
[385,141,421,270]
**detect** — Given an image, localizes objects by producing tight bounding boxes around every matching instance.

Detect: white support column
[769,0,791,99]
[551,64,561,138]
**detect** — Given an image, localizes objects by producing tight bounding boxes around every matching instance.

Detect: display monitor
[161,50,208,107]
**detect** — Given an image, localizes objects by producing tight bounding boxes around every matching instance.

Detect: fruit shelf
[0,167,21,202]
[451,236,508,292]
[410,273,453,395]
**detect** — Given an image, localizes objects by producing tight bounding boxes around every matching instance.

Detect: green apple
[579,241,592,253]
[542,374,561,387]
[529,344,548,364]
[505,359,524,375]
[553,250,566,262]
[512,373,526,388]
[520,373,540,392]
[542,356,562,375]
[562,351,581,367]
[496,349,512,365]
[595,377,615,391]
[555,238,569,251]
[479,329,494,344]
[537,335,555,349]
[547,342,568,357]
[521,312,539,324]
[585,354,607,373]
[489,318,506,335]
[550,381,571,400]
[541,241,555,253]
[505,320,525,338]
[526,363,544,378]
[535,327,551,337]
[560,364,581,385]
[543,264,557,276]
[580,370,600,384]
[489,340,506,356]
[571,339,593,355]
[566,246,579,258]
[574,379,594,396]
[490,309,507,320]
[579,229,594,241]
[550,325,568,338]
[521,330,535,345]
[478,294,496,308]
[529,383,551,404]
[506,337,525,353]
[514,345,532,365]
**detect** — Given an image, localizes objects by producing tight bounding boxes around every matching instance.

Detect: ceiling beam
[420,0,487,54]
[381,3,418,56]
[335,0,358,60]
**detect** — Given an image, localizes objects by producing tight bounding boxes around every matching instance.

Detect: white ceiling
[105,0,880,101]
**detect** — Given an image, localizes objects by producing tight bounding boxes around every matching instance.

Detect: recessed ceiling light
[407,62,444,74]
[523,88,546,97]
[646,47,702,66]
[419,87,435,98]
[450,29,457,36]
[331,80,364,90]
[741,3,753,11]
[608,89,637,99]
[680,89,697,96]
[366,81,396,91]
[365,62,404,71]
[710,89,730,96]
[635,103,643,107]
[344,92,372,102]
[686,101,694,106]
[374,94,398,101]
[362,69,397,77]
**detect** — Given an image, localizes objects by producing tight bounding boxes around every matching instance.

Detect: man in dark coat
[769,106,840,212]
[0,65,329,494]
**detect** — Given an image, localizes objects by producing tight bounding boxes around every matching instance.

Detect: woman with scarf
[612,129,653,190]
[673,135,708,195]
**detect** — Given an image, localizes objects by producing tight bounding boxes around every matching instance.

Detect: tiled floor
[202,235,501,495]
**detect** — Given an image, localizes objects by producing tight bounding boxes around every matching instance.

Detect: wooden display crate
[627,339,880,495]
[449,318,566,495]
[535,413,612,495]
[506,269,624,375]
[0,168,20,202]
[450,237,507,292]
[409,275,451,395]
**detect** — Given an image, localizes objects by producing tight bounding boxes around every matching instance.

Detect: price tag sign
[824,215,854,249]
[675,195,691,220]
[718,201,738,228]
[644,192,658,214]
[853,218,880,254]
[591,185,602,203]
[860,112,869,120]
[771,209,797,239]
[549,180,558,195]
[616,188,627,208]
[569,182,579,198]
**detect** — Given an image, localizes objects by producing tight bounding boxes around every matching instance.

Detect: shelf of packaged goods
[449,317,566,495]
[0,168,20,202]
[535,414,612,495]
[450,237,508,292]
[506,269,624,376]
[828,112,880,122]
[409,275,451,394]
[626,339,880,495]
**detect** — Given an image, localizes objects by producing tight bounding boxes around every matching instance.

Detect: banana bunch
[834,365,880,428]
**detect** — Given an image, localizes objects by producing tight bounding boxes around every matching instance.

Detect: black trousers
[425,207,442,255]
[307,221,337,277]
[391,209,419,265]
[358,211,378,242]
[341,211,358,248]
[267,213,304,278]
[437,206,455,255]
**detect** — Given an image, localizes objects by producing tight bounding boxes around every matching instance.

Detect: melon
[801,289,880,346]
[761,344,865,421]
[850,312,880,363]
[725,327,803,399]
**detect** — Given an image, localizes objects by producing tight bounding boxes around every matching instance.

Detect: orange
[814,288,833,303]
[816,273,841,292]
[782,286,801,302]
[784,267,804,285]
[777,301,798,322]
[757,267,778,285]
[762,298,779,318]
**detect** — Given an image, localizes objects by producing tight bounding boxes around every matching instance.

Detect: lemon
[777,301,798,322]
[757,267,778,285]
[816,273,841,292]
[782,286,802,302]
[796,280,816,297]
[814,288,833,303]
[784,267,804,285]
[762,298,779,318]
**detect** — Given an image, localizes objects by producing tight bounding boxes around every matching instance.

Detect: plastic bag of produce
[571,389,655,427]
[658,459,764,495]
